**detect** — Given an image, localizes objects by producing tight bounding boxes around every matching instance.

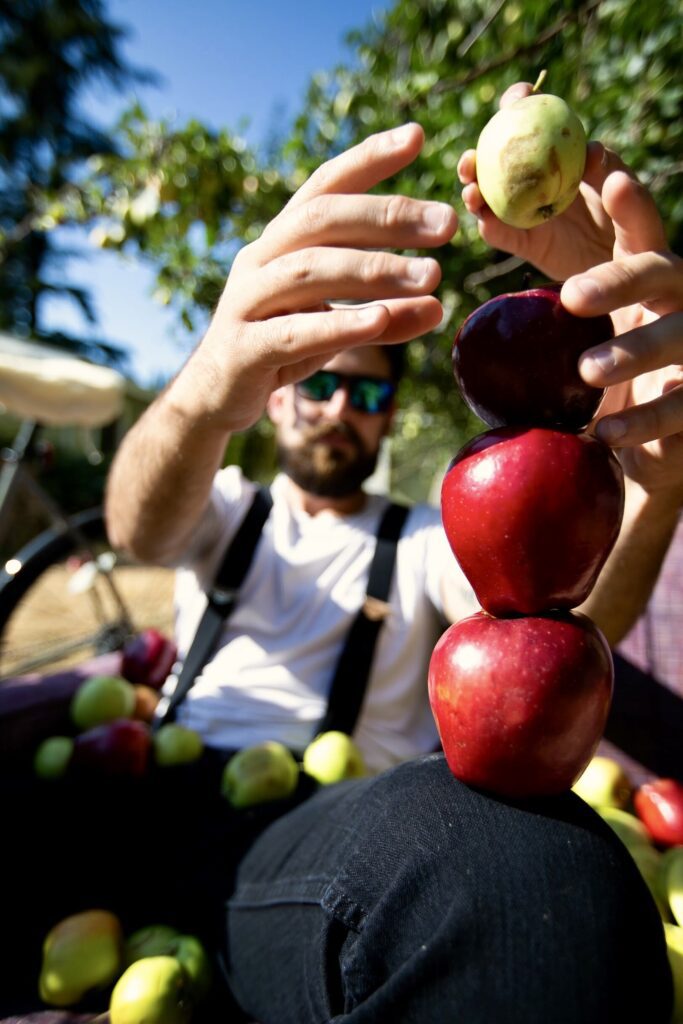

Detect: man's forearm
[579,477,681,647]
[105,364,231,565]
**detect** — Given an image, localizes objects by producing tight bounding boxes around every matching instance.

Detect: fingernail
[580,347,616,380]
[422,204,454,233]
[570,277,602,303]
[596,417,627,443]
[356,305,383,322]
[389,124,415,144]
[407,258,432,283]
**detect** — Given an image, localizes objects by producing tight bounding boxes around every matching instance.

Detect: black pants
[1,753,673,1023]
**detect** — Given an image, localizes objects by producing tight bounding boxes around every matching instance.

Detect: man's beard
[277,422,380,498]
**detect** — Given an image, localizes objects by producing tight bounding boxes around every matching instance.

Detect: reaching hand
[186,124,457,433]
[459,83,683,502]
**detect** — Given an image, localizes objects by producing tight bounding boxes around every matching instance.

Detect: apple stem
[531,69,547,94]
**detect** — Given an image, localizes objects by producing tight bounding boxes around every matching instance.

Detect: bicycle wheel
[0,507,175,679]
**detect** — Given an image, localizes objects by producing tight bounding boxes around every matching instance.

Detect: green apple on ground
[33,735,74,779]
[597,806,654,856]
[572,755,632,809]
[664,923,683,1024]
[39,909,123,1007]
[123,924,181,967]
[303,731,366,785]
[109,955,192,1024]
[221,741,299,808]
[475,92,586,229]
[153,723,204,767]
[70,675,136,731]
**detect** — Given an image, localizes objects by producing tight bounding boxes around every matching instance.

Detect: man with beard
[97,116,683,1023]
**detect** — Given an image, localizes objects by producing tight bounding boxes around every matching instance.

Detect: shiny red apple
[121,628,177,689]
[72,718,152,777]
[428,610,614,798]
[452,285,613,431]
[441,426,624,616]
[634,779,683,847]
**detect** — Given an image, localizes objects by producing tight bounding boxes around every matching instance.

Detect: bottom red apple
[428,610,614,799]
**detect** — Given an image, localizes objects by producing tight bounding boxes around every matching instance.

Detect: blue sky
[43,0,390,384]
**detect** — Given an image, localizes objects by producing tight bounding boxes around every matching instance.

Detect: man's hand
[180,123,457,434]
[458,83,683,503]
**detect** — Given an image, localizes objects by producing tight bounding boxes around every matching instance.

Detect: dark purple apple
[72,718,152,777]
[452,285,614,430]
[441,426,624,615]
[428,610,614,798]
[121,628,177,689]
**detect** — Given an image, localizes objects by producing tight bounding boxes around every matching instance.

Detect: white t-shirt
[162,467,475,774]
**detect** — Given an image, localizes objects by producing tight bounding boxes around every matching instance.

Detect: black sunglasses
[295,370,396,414]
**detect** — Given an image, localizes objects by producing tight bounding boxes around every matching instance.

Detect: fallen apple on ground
[153,723,204,767]
[635,778,683,847]
[452,285,613,431]
[441,427,624,616]
[597,806,654,856]
[39,909,123,1008]
[123,925,211,1004]
[475,92,587,229]
[571,755,633,809]
[70,675,136,731]
[664,923,683,1024]
[133,684,161,723]
[664,848,683,927]
[109,955,192,1024]
[34,735,75,780]
[303,730,366,785]
[428,610,614,798]
[221,741,299,808]
[72,718,152,777]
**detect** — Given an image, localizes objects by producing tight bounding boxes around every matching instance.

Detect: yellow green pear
[109,956,192,1024]
[572,755,632,809]
[303,731,366,785]
[221,740,299,808]
[39,908,123,1007]
[475,92,586,229]
[70,675,136,731]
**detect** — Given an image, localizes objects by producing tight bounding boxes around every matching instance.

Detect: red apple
[634,779,683,847]
[121,628,178,689]
[428,610,614,798]
[441,427,624,616]
[452,285,613,431]
[72,718,152,777]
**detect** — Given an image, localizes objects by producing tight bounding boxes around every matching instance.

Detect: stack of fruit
[574,756,683,1021]
[428,87,628,800]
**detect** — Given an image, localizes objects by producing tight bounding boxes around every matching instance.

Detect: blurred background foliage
[2,0,682,503]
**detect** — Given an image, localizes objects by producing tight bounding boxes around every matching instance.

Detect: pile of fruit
[573,756,683,1020]
[36,910,211,1023]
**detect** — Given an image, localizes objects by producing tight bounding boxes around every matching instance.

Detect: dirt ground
[0,562,176,677]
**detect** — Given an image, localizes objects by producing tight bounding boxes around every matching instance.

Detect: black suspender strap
[317,501,409,738]
[157,486,273,726]
[605,652,683,780]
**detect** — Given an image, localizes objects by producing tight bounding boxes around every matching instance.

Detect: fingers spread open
[595,383,683,447]
[579,312,683,387]
[235,248,442,320]
[285,123,425,211]
[258,193,456,263]
[562,252,683,319]
[602,170,669,257]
